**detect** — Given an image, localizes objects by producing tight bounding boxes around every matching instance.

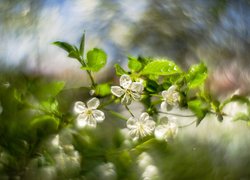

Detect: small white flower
[161,85,180,110]
[74,97,105,128]
[111,74,144,105]
[154,117,178,142]
[127,112,155,140]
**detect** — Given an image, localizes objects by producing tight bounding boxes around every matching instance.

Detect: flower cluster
[126,112,178,141]
[74,97,105,128]
[73,74,179,141]
[111,74,144,105]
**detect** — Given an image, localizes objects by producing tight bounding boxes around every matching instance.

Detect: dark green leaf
[79,32,85,56]
[141,60,181,75]
[30,115,59,133]
[53,41,75,53]
[186,63,207,88]
[86,48,107,72]
[114,64,127,76]
[128,56,142,72]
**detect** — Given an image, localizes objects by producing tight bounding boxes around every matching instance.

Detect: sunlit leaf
[141,60,181,75]
[186,63,207,88]
[86,48,107,72]
[94,83,111,97]
[128,56,142,72]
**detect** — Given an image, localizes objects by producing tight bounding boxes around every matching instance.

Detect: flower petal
[92,110,105,122]
[160,101,167,111]
[120,74,132,89]
[87,97,100,109]
[154,125,167,140]
[121,93,132,105]
[139,112,150,122]
[161,90,169,100]
[131,82,144,93]
[76,114,88,128]
[111,86,125,97]
[144,120,156,132]
[74,101,86,114]
[168,85,177,93]
[126,117,137,129]
[86,115,97,128]
[131,92,141,101]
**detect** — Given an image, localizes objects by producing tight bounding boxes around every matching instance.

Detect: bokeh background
[1,0,250,179]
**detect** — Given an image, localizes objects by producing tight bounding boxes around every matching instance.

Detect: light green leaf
[114,64,127,76]
[186,63,207,88]
[95,83,111,97]
[86,48,107,72]
[141,60,181,75]
[128,57,142,72]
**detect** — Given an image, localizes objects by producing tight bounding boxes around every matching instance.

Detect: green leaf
[94,83,111,97]
[188,99,209,126]
[186,63,207,88]
[29,81,65,100]
[114,64,127,76]
[128,56,142,72]
[53,41,76,53]
[68,50,81,60]
[30,115,59,134]
[86,48,107,72]
[79,32,85,56]
[141,60,181,75]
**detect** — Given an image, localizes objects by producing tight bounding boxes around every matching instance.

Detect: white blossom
[111,74,144,105]
[127,112,155,140]
[161,85,180,110]
[154,117,178,142]
[74,97,105,128]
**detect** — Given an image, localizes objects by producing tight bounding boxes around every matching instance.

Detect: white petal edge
[87,97,100,109]
[120,74,132,89]
[111,86,125,97]
[74,101,86,114]
[92,110,105,122]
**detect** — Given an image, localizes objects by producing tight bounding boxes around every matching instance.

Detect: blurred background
[1,0,250,92]
[1,0,250,179]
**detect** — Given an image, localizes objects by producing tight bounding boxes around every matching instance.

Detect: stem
[158,110,195,117]
[178,120,196,128]
[125,105,134,117]
[78,58,96,87]
[103,108,127,121]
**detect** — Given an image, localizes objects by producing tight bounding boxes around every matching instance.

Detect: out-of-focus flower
[127,112,155,140]
[154,117,178,142]
[111,74,144,105]
[161,85,180,110]
[74,97,105,128]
